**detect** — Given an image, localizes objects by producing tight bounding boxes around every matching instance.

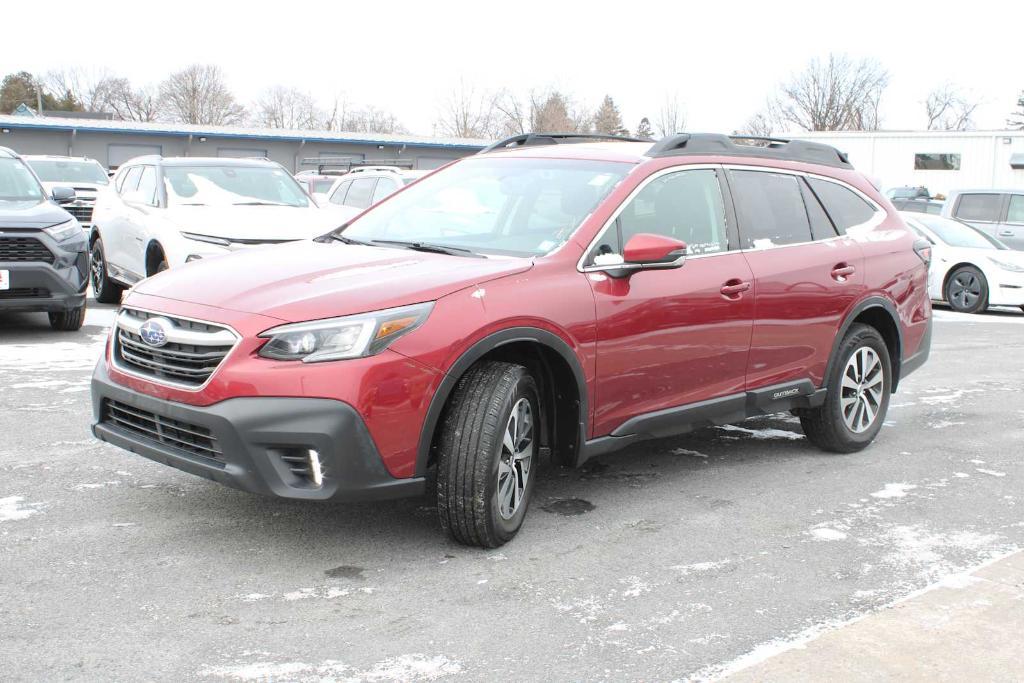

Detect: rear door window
[118,166,142,195]
[954,193,1002,222]
[1006,195,1024,224]
[806,178,877,234]
[730,170,812,249]
[329,180,352,205]
[371,177,400,203]
[344,178,377,209]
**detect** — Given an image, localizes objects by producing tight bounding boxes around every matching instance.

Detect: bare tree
[97,77,160,122]
[771,54,889,131]
[736,111,776,138]
[43,68,117,113]
[1009,90,1024,130]
[924,84,979,131]
[254,86,324,129]
[158,64,246,125]
[654,93,685,137]
[491,89,527,137]
[592,95,628,136]
[434,80,501,138]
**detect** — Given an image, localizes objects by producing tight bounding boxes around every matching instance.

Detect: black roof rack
[647,133,852,169]
[478,132,649,155]
[301,156,416,174]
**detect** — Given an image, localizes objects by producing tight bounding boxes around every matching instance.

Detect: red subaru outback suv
[91,133,931,547]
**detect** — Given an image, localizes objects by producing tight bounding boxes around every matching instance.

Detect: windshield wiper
[369,239,482,258]
[232,201,293,207]
[328,233,372,246]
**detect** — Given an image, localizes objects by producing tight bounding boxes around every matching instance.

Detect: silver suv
[22,155,109,233]
[323,166,429,212]
[942,189,1024,251]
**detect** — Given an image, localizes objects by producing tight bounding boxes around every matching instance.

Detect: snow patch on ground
[976,468,1006,477]
[870,483,916,499]
[0,496,40,522]
[199,653,462,682]
[620,576,652,598]
[0,337,105,374]
[716,424,804,440]
[810,527,848,541]
[669,559,732,575]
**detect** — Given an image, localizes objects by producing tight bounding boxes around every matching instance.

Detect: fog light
[307,449,323,487]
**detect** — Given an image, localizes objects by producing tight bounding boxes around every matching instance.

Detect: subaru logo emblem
[139,318,170,347]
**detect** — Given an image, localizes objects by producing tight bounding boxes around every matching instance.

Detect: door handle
[720,280,751,298]
[998,230,1014,237]
[831,264,856,282]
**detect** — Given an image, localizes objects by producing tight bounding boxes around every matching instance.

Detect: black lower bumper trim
[91,362,425,502]
[0,259,87,313]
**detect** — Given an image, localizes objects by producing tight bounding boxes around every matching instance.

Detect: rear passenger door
[999,194,1024,250]
[727,168,867,391]
[952,192,1006,243]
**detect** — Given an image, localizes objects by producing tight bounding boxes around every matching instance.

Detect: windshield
[915,215,1006,250]
[27,159,108,185]
[164,165,310,207]
[0,157,45,201]
[340,157,631,257]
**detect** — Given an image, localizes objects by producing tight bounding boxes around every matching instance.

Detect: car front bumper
[90,360,426,502]
[0,245,88,313]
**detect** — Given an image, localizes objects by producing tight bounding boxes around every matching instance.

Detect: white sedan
[902,212,1024,314]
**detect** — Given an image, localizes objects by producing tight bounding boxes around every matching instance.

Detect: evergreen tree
[636,117,654,139]
[592,95,628,136]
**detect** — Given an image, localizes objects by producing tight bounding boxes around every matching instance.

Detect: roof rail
[647,133,851,169]
[301,156,415,173]
[478,132,649,155]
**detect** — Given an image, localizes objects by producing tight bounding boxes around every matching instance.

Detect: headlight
[258,302,434,362]
[44,219,81,242]
[987,256,1024,273]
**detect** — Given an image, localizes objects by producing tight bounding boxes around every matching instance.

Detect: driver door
[584,167,755,437]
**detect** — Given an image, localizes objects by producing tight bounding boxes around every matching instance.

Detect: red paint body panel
[105,144,932,483]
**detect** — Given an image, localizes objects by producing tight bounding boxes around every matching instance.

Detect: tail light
[912,238,932,267]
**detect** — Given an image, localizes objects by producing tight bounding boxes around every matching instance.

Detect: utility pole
[35,76,43,115]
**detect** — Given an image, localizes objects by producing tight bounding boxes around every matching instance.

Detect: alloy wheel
[497,397,534,520]
[840,347,884,434]
[90,245,105,294]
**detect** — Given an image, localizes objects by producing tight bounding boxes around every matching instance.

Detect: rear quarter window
[807,178,877,234]
[954,193,1002,222]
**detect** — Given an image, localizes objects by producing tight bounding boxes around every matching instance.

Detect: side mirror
[623,233,688,265]
[51,186,76,204]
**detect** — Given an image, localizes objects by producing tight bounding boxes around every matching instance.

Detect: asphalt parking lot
[1,301,1022,682]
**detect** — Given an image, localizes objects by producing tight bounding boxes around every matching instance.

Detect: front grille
[102,399,223,462]
[65,205,94,224]
[0,288,50,299]
[0,237,55,264]
[113,308,237,388]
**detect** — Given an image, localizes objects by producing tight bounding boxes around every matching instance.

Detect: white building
[787,130,1024,196]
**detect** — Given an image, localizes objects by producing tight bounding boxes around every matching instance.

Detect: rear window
[730,170,812,248]
[807,179,877,234]
[954,193,1001,222]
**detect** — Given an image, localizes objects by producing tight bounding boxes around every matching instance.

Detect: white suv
[89,156,359,302]
[323,166,429,212]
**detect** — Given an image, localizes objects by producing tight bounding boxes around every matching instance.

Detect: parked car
[902,212,1024,313]
[891,197,943,215]
[886,185,930,201]
[89,156,359,303]
[91,133,932,547]
[323,166,429,212]
[22,155,108,233]
[0,146,88,330]
[941,189,1024,251]
[293,171,339,201]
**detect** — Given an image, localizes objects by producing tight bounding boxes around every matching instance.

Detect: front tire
[945,265,988,314]
[800,323,891,453]
[49,302,86,331]
[436,361,540,548]
[91,238,125,304]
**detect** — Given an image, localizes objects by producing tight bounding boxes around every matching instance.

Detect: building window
[914,153,961,171]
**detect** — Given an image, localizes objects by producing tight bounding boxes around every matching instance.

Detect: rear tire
[800,324,891,453]
[91,238,125,304]
[436,361,540,548]
[945,265,988,314]
[49,302,86,331]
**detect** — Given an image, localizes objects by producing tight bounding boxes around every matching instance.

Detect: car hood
[0,199,73,228]
[39,181,107,193]
[134,240,533,322]
[163,204,357,241]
